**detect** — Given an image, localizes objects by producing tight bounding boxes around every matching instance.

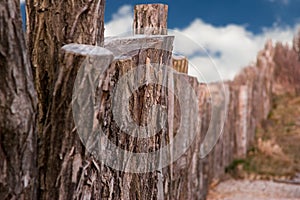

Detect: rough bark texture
[26,0,106,199]
[99,35,174,199]
[26,0,105,132]
[63,35,174,199]
[0,0,38,199]
[161,76,210,200]
[134,4,168,35]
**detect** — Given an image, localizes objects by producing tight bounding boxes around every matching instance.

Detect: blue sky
[105,0,300,34]
[20,0,300,81]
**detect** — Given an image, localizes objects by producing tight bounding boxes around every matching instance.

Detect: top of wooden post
[172,55,188,74]
[62,43,113,57]
[134,4,168,35]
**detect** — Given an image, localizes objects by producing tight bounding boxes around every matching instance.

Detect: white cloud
[282,0,289,5]
[105,5,133,36]
[176,19,299,82]
[105,5,299,82]
[20,0,25,4]
[268,0,290,5]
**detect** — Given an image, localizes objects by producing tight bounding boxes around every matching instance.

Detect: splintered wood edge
[62,43,114,57]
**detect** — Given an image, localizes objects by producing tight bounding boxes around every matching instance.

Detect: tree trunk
[26,0,106,199]
[0,0,38,199]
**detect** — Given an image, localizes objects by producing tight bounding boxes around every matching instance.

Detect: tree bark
[26,0,106,199]
[134,4,168,35]
[26,0,105,133]
[102,35,174,199]
[0,0,38,199]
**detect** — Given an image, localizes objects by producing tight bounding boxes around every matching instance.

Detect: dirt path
[207,179,300,200]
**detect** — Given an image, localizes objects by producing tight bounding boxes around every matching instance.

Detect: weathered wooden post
[59,24,174,200]
[293,29,300,59]
[0,0,38,199]
[133,4,212,199]
[26,0,108,199]
[134,4,168,35]
[134,4,189,75]
[101,34,174,198]
[172,55,189,74]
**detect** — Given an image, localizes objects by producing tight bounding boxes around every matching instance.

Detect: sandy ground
[207,179,300,200]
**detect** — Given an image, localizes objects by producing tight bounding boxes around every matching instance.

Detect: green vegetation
[227,94,300,179]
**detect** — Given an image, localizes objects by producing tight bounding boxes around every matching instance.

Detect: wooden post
[134,4,168,35]
[27,0,106,199]
[135,4,211,199]
[0,0,38,199]
[172,55,189,74]
[293,29,300,59]
[61,33,174,198]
